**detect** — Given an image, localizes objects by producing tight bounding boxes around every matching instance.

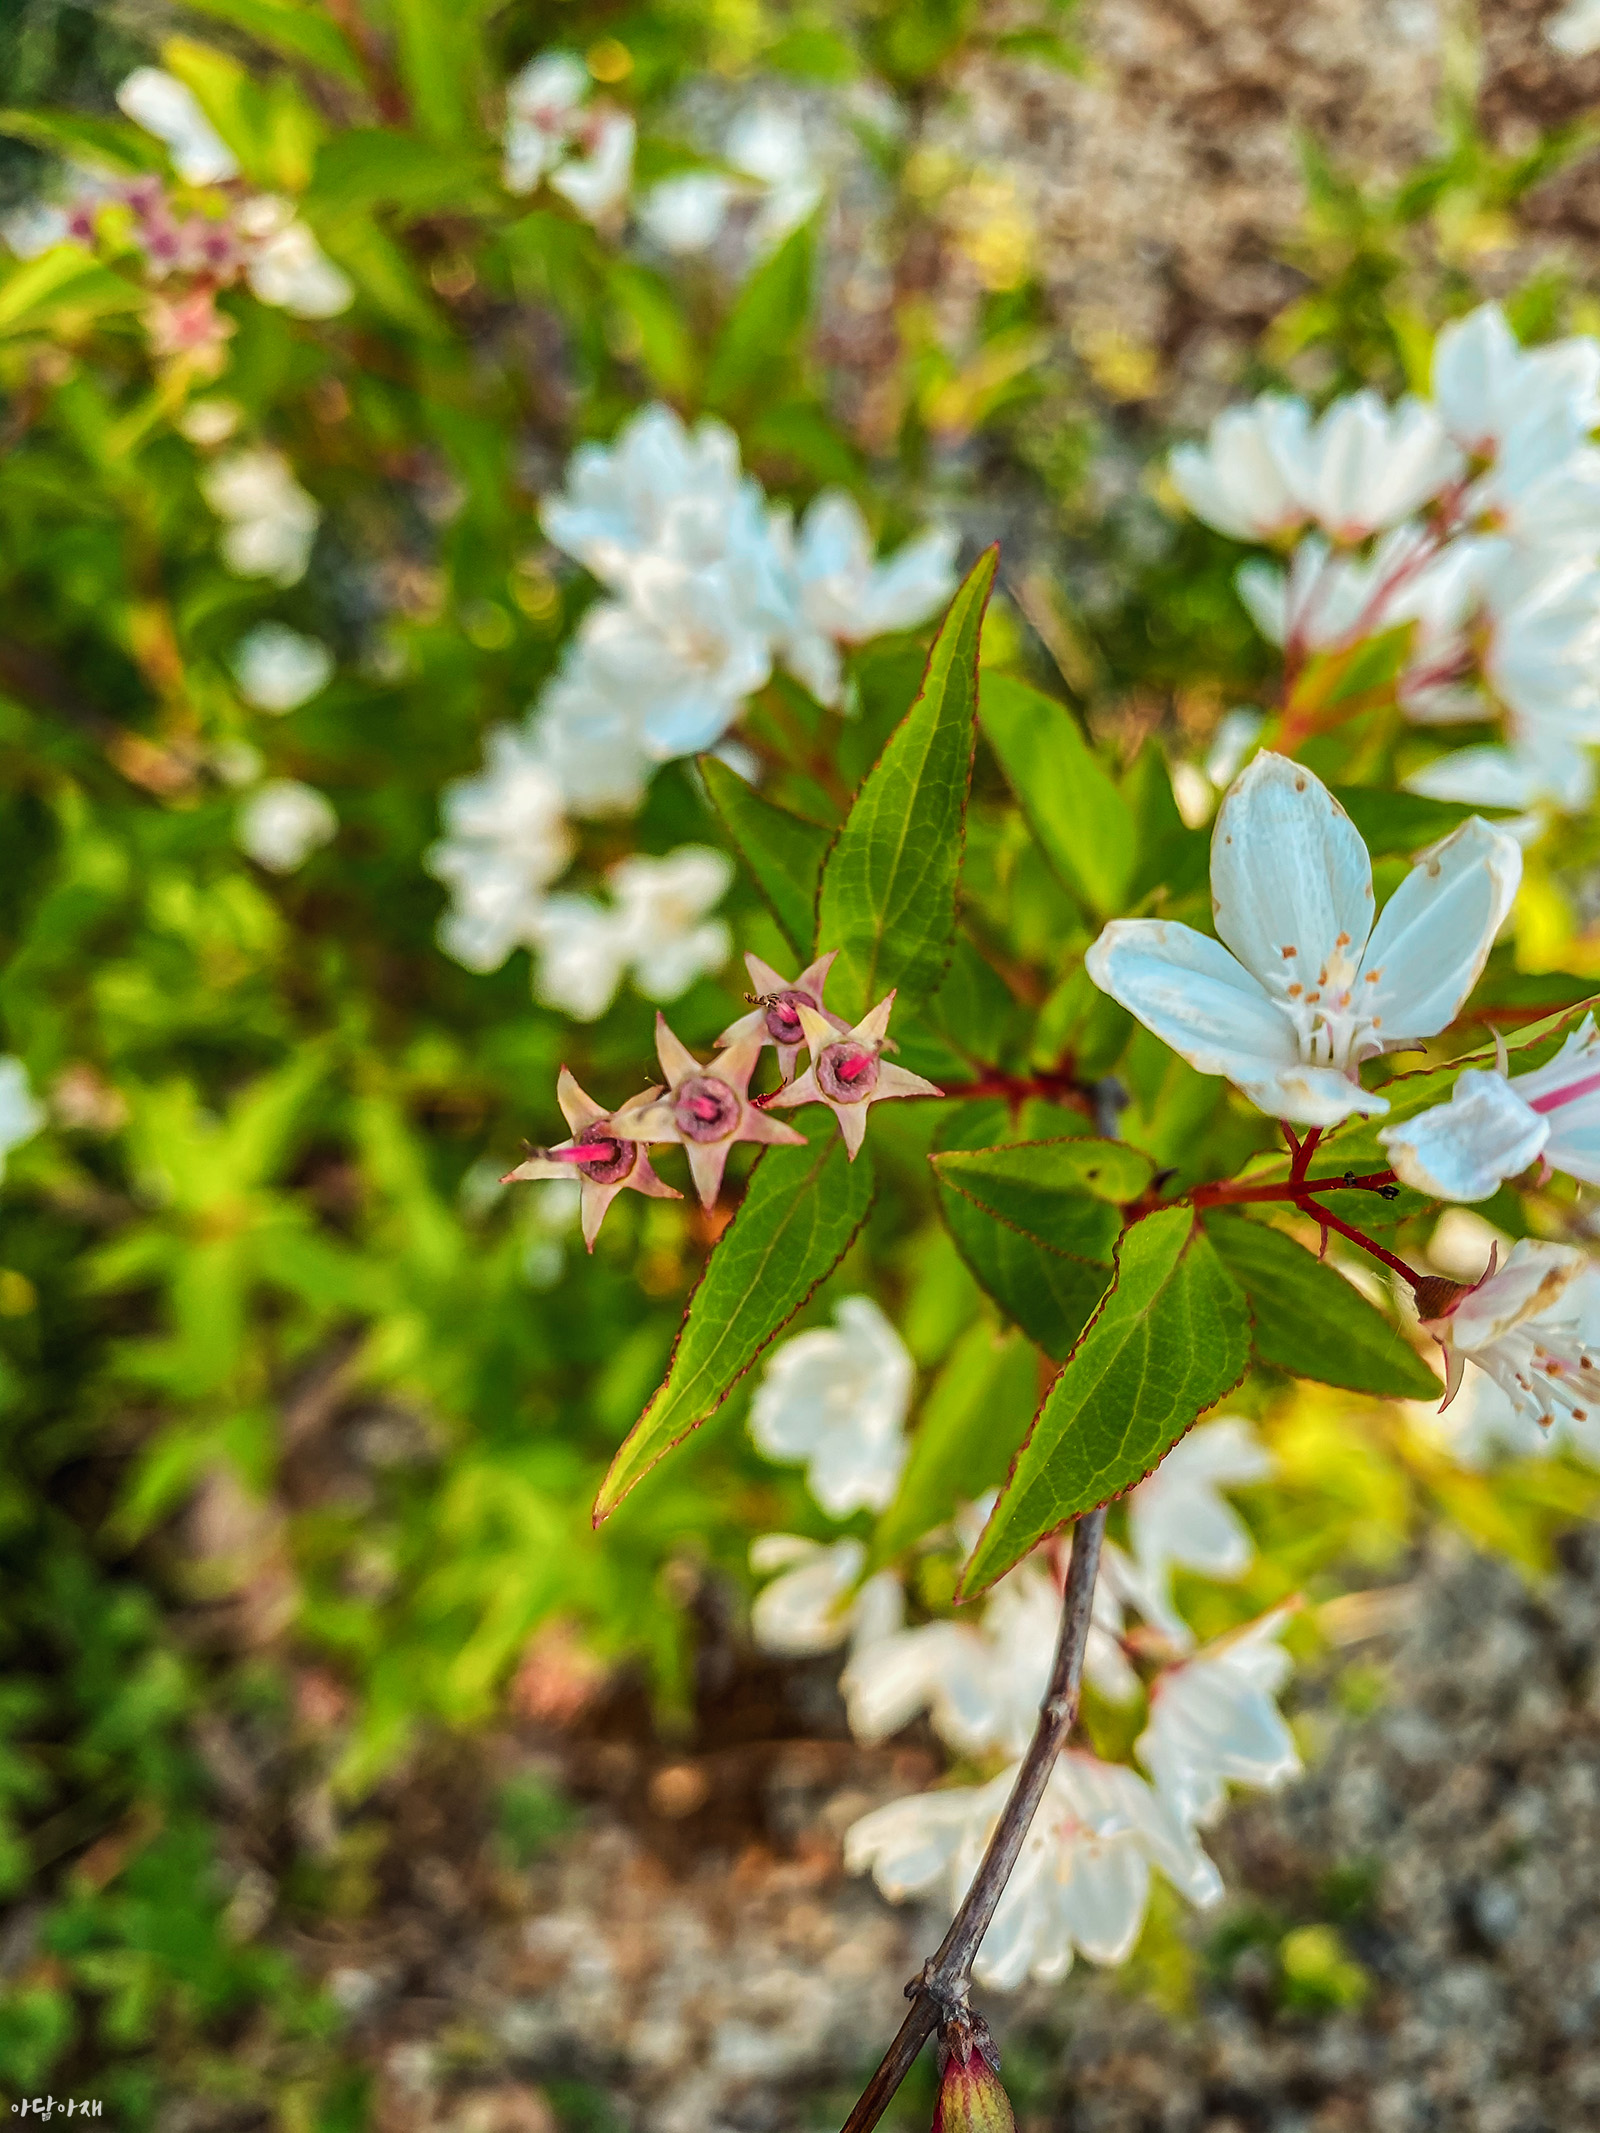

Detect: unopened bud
[933,2018,1014,2133]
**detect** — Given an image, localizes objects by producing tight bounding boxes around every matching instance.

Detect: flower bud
[932,2021,1015,2133]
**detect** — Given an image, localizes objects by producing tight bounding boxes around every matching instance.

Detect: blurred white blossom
[748,1535,902,1657]
[0,1059,46,1181]
[236,780,337,872]
[531,846,732,1021]
[427,729,574,973]
[842,1554,1137,1758]
[1135,1607,1301,1826]
[232,623,333,712]
[202,449,320,585]
[847,1750,1222,1990]
[117,68,239,186]
[502,54,634,224]
[749,1296,912,1517]
[236,199,354,319]
[1123,1418,1273,1646]
[1174,303,1600,813]
[1548,0,1600,53]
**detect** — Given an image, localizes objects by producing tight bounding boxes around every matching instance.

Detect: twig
[838,1508,1108,2133]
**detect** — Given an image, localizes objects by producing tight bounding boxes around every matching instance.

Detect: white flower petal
[1085,919,1296,1083]
[1210,753,1374,995]
[1380,1071,1548,1202]
[1357,817,1522,1043]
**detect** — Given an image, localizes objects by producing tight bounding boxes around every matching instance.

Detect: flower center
[1267,931,1384,1073]
[763,988,812,1045]
[572,1122,635,1185]
[674,1075,741,1142]
[817,1043,880,1103]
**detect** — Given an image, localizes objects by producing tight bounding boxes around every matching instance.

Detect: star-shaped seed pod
[610,1015,806,1209]
[767,992,942,1158]
[501,1066,680,1250]
[716,950,851,1083]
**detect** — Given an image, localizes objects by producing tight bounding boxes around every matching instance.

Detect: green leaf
[608,262,696,397]
[931,1137,1153,1259]
[310,130,496,217]
[962,1207,1250,1595]
[594,1112,875,1520]
[178,0,365,86]
[871,1320,1039,1565]
[705,217,815,414]
[0,110,164,175]
[931,1112,1115,1361]
[816,547,997,1019]
[0,251,145,339]
[1330,784,1513,854]
[700,755,832,959]
[389,0,490,145]
[1204,1211,1439,1398]
[979,673,1135,916]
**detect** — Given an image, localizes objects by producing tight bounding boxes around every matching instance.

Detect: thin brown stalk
[837,1508,1108,2133]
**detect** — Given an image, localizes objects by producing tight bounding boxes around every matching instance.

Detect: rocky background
[290,1533,1600,2133]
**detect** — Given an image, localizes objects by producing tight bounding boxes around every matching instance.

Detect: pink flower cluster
[501,949,941,1245]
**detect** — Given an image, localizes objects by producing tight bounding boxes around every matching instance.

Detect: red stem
[1191,1167,1395,1210]
[1291,1195,1422,1292]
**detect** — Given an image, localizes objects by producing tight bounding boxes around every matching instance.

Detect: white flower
[178,396,242,447]
[1086,752,1521,1126]
[427,728,573,972]
[232,623,332,712]
[502,54,590,194]
[1136,1607,1301,1827]
[749,1535,902,1656]
[1381,1014,1600,1202]
[242,213,354,319]
[116,68,240,186]
[842,1555,1137,1758]
[1479,549,1600,735]
[750,1296,912,1517]
[1419,1238,1600,1429]
[236,779,336,872]
[202,449,320,586]
[1405,733,1595,815]
[606,846,732,1000]
[1122,1419,1273,1646]
[0,1058,46,1180]
[724,102,823,251]
[595,563,775,757]
[530,635,656,817]
[542,407,752,585]
[638,171,736,254]
[1170,396,1312,542]
[846,1751,1221,1990]
[782,491,958,703]
[2,201,75,258]
[1433,302,1600,469]
[1235,536,1372,653]
[1277,392,1462,544]
[1549,0,1600,54]
[1421,1327,1600,1467]
[529,844,731,1020]
[550,109,635,225]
